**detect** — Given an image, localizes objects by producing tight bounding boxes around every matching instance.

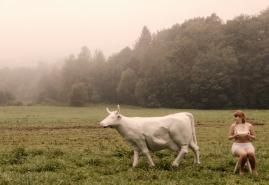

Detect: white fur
[100,106,200,167]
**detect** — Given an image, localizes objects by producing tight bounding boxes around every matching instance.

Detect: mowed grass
[0,105,268,185]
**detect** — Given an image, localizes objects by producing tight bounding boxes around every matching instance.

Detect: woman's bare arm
[228,124,236,140]
[248,123,256,140]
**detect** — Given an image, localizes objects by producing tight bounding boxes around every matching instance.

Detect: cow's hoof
[194,161,201,165]
[149,164,156,168]
[172,162,179,167]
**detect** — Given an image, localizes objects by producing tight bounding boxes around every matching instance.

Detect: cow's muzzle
[100,123,111,128]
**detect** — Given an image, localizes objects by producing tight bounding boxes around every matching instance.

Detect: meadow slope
[0,105,268,185]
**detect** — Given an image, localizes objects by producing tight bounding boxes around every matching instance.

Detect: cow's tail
[186,113,197,145]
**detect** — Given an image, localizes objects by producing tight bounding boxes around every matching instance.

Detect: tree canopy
[1,9,269,108]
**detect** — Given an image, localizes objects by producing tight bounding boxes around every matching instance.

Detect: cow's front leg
[137,140,155,167]
[132,149,139,167]
[172,145,188,167]
[142,149,155,167]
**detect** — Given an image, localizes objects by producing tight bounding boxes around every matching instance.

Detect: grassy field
[0,105,268,185]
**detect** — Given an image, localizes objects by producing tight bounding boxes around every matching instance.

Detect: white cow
[100,105,200,167]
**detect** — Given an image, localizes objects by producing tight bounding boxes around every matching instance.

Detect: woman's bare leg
[246,149,257,176]
[234,149,247,175]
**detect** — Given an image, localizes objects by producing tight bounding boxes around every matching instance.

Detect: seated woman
[228,110,257,175]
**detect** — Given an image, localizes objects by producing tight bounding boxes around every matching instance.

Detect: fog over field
[0,0,268,68]
[0,1,269,108]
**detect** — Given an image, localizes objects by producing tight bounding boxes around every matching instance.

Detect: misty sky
[0,0,268,68]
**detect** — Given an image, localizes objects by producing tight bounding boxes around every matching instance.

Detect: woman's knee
[238,151,247,158]
[247,151,255,158]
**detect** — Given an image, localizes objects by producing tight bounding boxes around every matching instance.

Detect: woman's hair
[233,110,246,123]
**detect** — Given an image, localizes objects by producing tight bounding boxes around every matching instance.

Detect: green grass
[0,105,268,184]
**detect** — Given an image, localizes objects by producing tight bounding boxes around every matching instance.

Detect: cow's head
[100,105,122,128]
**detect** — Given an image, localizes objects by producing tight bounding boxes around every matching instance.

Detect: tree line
[1,9,269,108]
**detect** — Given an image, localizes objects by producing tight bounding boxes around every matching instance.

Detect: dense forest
[0,9,269,108]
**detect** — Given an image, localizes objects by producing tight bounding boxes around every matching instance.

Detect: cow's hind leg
[189,141,200,164]
[172,145,188,167]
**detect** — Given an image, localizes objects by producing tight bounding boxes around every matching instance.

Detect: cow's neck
[114,116,133,137]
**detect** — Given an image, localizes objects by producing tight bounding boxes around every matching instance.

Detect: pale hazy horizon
[0,0,268,68]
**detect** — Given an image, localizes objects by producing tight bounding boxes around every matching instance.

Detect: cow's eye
[117,115,121,119]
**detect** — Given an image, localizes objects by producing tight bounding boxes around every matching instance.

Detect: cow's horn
[117,104,120,113]
[106,107,111,114]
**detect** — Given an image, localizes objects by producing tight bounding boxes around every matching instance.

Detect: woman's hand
[247,133,255,140]
[228,134,238,140]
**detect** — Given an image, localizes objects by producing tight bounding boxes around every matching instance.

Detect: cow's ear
[117,104,120,113]
[106,107,111,114]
